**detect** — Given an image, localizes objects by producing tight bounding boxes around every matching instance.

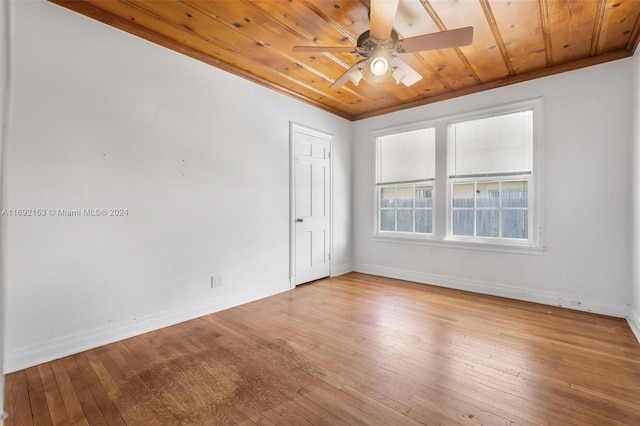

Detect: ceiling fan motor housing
[355,29,400,57]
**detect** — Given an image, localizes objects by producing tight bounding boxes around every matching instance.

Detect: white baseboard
[627,306,640,344]
[331,263,353,277]
[355,263,628,318]
[4,279,291,373]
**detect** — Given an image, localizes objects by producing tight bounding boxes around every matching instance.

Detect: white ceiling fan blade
[395,26,474,53]
[389,56,422,86]
[292,46,355,53]
[370,0,399,41]
[330,59,369,89]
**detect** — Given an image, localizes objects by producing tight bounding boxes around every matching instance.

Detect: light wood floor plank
[24,366,52,426]
[37,362,70,426]
[49,359,85,425]
[61,356,108,426]
[4,273,640,425]
[6,370,34,426]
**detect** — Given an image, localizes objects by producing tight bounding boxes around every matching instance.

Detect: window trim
[368,233,546,255]
[370,98,544,254]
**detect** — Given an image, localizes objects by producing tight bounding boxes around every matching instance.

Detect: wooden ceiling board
[305,0,371,35]
[546,0,599,65]
[597,0,640,53]
[418,1,483,87]
[298,1,375,76]
[426,0,512,83]
[182,1,361,100]
[386,49,461,94]
[488,0,548,74]
[393,5,484,94]
[49,0,640,121]
[248,0,355,47]
[626,3,640,50]
[396,0,440,35]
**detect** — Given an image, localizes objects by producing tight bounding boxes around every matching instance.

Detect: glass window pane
[380,210,395,231]
[415,185,433,208]
[397,210,413,232]
[452,183,474,208]
[503,180,528,208]
[416,210,432,234]
[452,210,474,236]
[477,182,500,208]
[380,187,395,208]
[502,210,528,239]
[477,209,499,237]
[396,186,413,208]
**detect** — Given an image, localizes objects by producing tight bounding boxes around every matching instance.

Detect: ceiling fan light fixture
[347,67,365,86]
[370,56,388,76]
[369,46,389,76]
[391,66,405,84]
[389,57,423,87]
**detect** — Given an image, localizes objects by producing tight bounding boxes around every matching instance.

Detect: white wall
[631,48,640,341]
[3,1,352,372]
[353,59,634,317]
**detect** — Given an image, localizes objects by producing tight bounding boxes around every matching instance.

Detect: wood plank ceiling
[51,0,640,121]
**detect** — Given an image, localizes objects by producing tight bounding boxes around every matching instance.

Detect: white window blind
[378,128,435,184]
[448,110,532,178]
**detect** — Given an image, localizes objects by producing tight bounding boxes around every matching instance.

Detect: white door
[291,124,331,285]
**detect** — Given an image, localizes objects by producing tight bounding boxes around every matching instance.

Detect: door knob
[296,218,304,223]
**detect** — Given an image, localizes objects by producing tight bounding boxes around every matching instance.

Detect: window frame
[371,98,544,254]
[373,122,438,240]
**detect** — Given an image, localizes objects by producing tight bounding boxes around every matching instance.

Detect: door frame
[0,0,9,419]
[289,122,334,288]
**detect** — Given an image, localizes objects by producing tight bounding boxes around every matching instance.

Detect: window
[376,128,435,235]
[372,99,541,250]
[448,110,533,242]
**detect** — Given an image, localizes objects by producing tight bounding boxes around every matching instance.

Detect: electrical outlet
[211,274,222,288]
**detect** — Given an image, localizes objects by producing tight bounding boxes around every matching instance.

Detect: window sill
[368,234,545,256]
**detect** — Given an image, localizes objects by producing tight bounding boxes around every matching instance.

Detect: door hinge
[328,151,331,159]
[328,253,331,260]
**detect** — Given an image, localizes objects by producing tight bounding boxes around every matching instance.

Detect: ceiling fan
[292,0,473,89]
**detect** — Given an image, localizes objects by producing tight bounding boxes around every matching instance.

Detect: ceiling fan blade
[389,56,422,86]
[330,60,369,89]
[292,46,355,53]
[369,0,399,41]
[395,26,474,53]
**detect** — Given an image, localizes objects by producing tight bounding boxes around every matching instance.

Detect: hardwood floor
[5,272,640,425]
